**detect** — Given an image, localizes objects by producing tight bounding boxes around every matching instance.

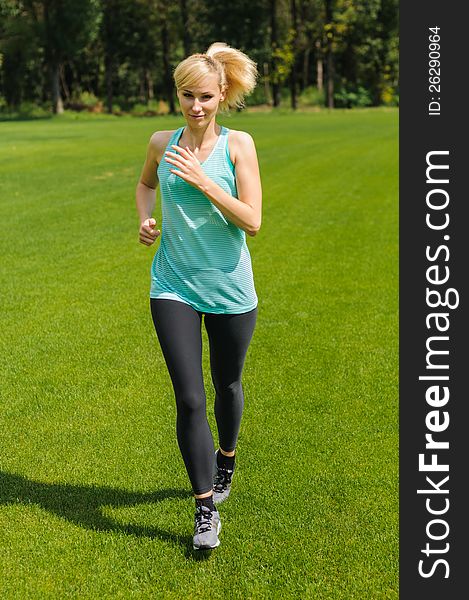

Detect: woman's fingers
[139,221,160,245]
[169,146,200,164]
[166,150,189,164]
[166,149,185,157]
[142,224,152,234]
[170,144,190,157]
[139,233,159,245]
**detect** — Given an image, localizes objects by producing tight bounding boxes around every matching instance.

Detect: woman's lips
[190,114,204,118]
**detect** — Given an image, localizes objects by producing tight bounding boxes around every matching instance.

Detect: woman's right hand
[139,218,161,246]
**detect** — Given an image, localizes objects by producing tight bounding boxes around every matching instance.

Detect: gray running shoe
[193,505,221,550]
[213,450,235,504]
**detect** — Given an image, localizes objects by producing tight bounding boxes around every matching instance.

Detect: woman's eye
[182,93,212,99]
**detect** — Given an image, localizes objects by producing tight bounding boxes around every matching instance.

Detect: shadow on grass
[0,470,212,560]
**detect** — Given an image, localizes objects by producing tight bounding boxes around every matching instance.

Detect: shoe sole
[193,520,222,550]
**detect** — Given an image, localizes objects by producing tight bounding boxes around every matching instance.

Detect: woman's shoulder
[149,129,178,149]
[226,128,255,144]
[225,128,256,163]
[149,129,179,163]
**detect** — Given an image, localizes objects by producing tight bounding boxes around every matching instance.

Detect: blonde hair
[173,42,257,111]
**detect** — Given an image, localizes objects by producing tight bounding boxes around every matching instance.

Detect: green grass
[0,109,398,599]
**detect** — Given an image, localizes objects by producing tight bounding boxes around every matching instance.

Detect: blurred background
[0,0,399,118]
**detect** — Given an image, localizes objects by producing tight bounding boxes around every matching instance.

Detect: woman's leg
[150,299,215,496]
[204,307,258,453]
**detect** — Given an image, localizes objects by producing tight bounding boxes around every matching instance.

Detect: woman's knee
[215,380,243,402]
[175,390,206,415]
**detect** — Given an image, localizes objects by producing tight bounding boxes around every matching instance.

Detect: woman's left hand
[164,145,210,190]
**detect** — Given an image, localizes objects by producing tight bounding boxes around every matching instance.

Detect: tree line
[0,0,398,114]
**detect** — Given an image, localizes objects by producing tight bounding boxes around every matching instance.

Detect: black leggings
[150,298,257,495]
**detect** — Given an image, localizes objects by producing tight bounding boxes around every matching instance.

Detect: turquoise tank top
[150,125,258,314]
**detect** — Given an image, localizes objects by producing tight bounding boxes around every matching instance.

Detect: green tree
[1,3,31,107]
[328,0,399,107]
[189,0,272,106]
[0,0,399,112]
[100,0,151,113]
[22,0,101,113]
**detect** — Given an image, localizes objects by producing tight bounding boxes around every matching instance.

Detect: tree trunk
[299,0,311,91]
[290,0,298,110]
[43,1,63,114]
[315,40,323,91]
[105,54,113,114]
[51,63,64,114]
[270,0,281,107]
[161,18,175,114]
[139,70,146,103]
[263,62,271,105]
[60,64,71,104]
[179,0,191,56]
[302,47,310,91]
[325,0,334,108]
[290,72,297,110]
[326,48,334,108]
[146,69,154,103]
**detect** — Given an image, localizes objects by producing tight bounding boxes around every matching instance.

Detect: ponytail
[205,42,257,110]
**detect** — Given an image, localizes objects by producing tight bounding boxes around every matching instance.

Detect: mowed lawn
[0,109,398,599]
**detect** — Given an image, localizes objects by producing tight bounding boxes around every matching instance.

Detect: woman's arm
[136,133,162,246]
[164,131,262,237]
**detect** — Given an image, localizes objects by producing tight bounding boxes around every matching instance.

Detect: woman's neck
[182,119,221,151]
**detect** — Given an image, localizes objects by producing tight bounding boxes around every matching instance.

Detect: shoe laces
[213,467,233,493]
[195,505,214,534]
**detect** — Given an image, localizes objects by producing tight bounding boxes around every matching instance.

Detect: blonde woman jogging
[135,42,262,550]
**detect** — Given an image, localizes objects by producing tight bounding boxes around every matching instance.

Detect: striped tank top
[150,125,258,314]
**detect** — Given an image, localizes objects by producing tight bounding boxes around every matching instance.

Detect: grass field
[0,109,398,599]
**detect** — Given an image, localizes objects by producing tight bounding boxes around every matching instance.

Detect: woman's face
[177,72,225,126]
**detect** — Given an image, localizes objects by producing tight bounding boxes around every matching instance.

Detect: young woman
[135,42,262,550]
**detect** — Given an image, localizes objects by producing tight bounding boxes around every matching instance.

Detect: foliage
[330,0,399,105]
[271,28,296,85]
[0,99,50,119]
[334,85,372,108]
[298,85,326,107]
[0,2,41,107]
[130,99,169,115]
[0,0,399,110]
[35,0,102,63]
